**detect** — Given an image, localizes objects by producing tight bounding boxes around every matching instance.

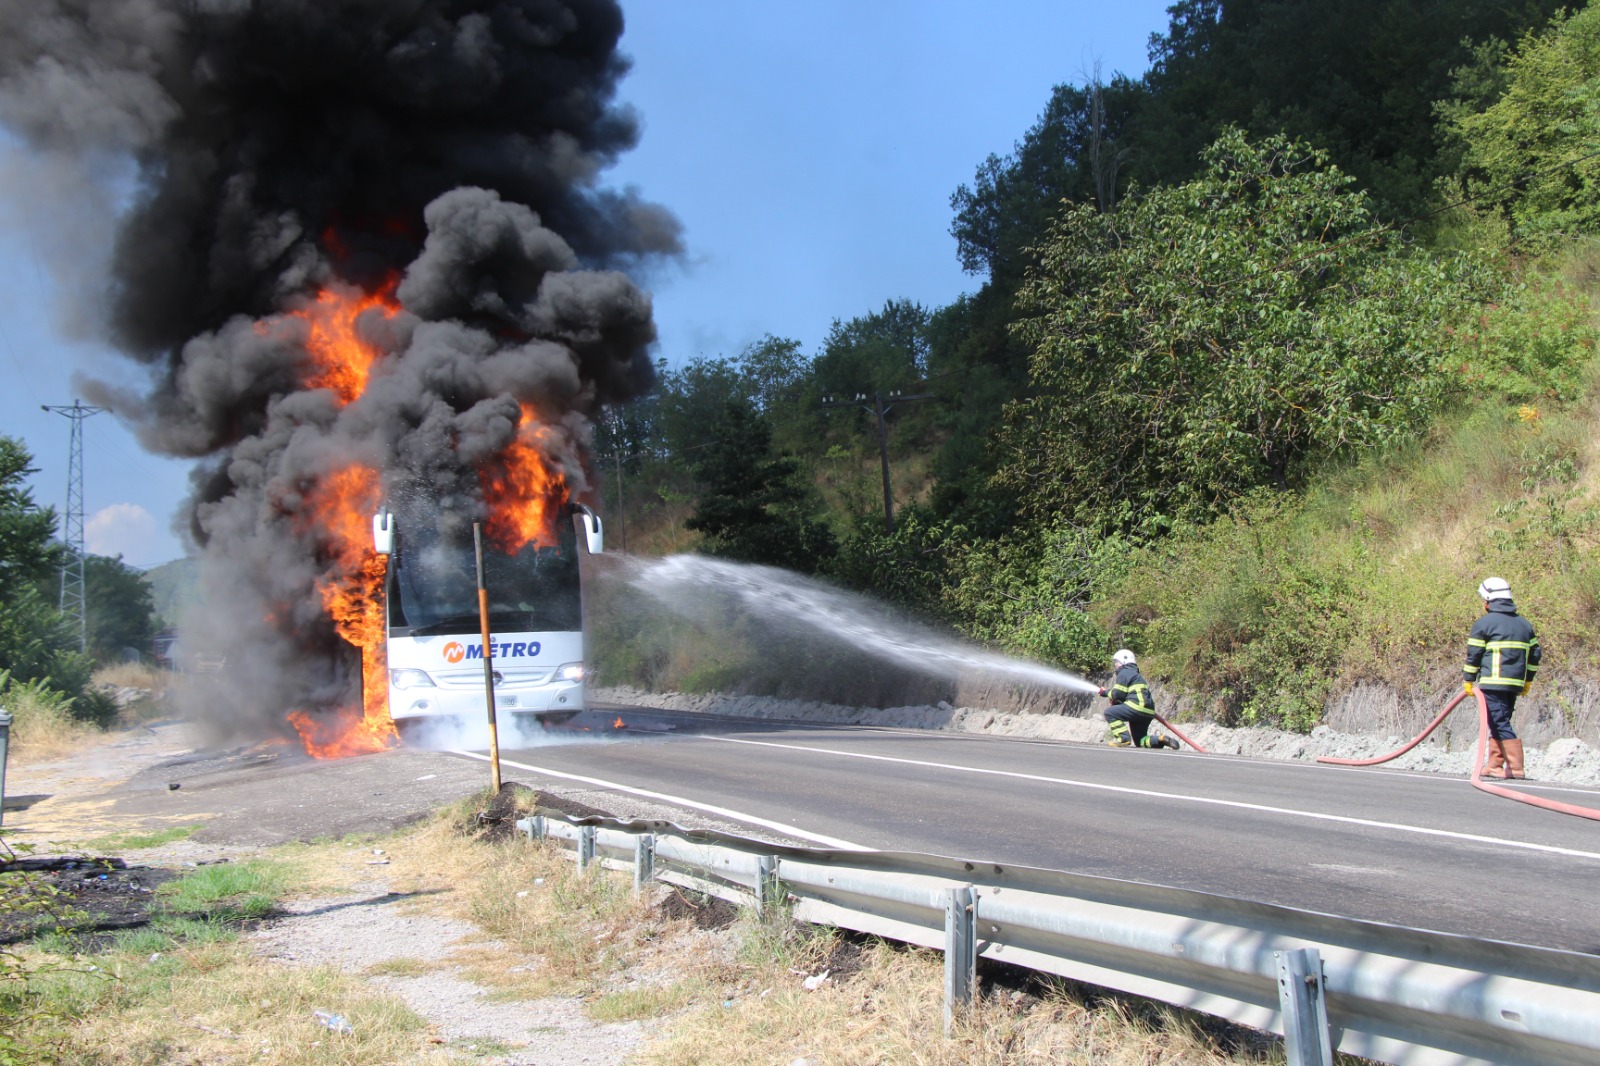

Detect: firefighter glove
[1463,682,1475,696]
[1097,688,1107,698]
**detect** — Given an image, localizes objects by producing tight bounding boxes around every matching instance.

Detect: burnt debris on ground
[0,855,177,948]
[657,884,740,931]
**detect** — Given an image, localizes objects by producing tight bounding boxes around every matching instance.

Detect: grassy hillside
[1084,252,1600,729]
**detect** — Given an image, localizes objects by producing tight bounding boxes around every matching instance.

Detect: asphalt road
[485,704,1600,956]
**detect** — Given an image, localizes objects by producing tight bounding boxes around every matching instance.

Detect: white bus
[371,500,602,734]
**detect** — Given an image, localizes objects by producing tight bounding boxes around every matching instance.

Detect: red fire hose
[1316,689,1600,821]
[1154,713,1208,753]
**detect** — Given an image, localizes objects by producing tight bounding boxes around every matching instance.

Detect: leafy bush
[1439,3,1600,244]
[824,507,955,613]
[941,519,1128,676]
[1447,272,1600,403]
[0,672,98,759]
[1097,493,1366,730]
[1003,128,1497,531]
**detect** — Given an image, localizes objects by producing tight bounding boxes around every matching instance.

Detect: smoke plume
[0,0,679,740]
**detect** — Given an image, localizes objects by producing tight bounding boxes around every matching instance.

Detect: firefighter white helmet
[1477,577,1512,602]
[1112,649,1137,667]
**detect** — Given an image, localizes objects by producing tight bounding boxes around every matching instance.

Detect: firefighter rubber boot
[1107,721,1133,747]
[1503,739,1526,780]
[1482,740,1507,778]
[1155,732,1180,750]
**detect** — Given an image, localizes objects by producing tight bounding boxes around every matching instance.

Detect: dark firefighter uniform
[1102,662,1175,748]
[1464,595,1541,778]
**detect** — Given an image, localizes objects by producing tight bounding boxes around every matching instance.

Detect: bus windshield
[387,507,581,636]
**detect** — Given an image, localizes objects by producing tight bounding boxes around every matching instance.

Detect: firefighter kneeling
[1099,649,1179,749]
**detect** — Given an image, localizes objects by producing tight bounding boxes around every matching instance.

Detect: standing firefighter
[1099,649,1179,749]
[1464,577,1541,780]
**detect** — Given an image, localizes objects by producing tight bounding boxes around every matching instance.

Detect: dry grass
[406,801,1294,1064]
[461,803,1305,1060]
[9,790,1314,1064]
[91,662,168,693]
[362,957,435,978]
[3,682,99,763]
[28,943,443,1064]
[7,662,179,766]
[633,938,1280,1066]
[91,663,174,725]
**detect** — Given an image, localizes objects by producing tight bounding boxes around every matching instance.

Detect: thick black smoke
[0,0,679,739]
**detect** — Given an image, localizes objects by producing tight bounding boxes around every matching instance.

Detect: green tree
[1439,3,1600,243]
[0,435,109,721]
[1003,129,1493,531]
[738,334,809,417]
[811,300,932,400]
[950,76,1144,284]
[0,436,60,587]
[655,356,751,460]
[1135,0,1570,216]
[685,402,836,572]
[85,554,158,660]
[595,358,665,471]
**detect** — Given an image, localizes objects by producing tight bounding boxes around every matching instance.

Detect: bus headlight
[390,668,437,690]
[553,662,584,683]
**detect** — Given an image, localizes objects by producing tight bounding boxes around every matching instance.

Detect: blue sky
[0,1,1173,570]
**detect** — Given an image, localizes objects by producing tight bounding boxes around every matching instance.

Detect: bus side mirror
[576,506,603,555]
[373,512,395,555]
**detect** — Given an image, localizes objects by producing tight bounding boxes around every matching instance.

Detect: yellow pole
[473,522,502,793]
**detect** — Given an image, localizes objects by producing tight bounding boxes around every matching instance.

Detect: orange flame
[613,717,625,730]
[290,463,398,758]
[276,277,401,759]
[277,284,570,759]
[287,707,397,760]
[295,281,399,403]
[480,403,569,552]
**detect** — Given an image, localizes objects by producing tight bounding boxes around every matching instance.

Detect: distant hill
[143,557,199,627]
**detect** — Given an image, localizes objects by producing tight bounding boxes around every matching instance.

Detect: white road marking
[698,736,1600,862]
[597,703,1600,798]
[449,749,871,851]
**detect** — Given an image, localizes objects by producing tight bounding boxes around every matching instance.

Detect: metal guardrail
[517,810,1600,1066]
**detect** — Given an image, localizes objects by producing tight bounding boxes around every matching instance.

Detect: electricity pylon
[42,399,107,652]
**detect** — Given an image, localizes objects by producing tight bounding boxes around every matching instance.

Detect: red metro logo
[443,642,466,664]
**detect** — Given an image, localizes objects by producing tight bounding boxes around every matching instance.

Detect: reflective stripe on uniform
[1113,682,1153,712]
[1478,639,1536,688]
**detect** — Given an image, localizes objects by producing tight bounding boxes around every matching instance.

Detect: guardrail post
[633,834,655,895]
[944,885,977,1036]
[1276,948,1333,1066]
[524,815,546,842]
[577,825,597,871]
[755,855,778,917]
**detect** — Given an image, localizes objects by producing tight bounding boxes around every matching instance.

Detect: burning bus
[372,498,603,735]
[0,0,676,759]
